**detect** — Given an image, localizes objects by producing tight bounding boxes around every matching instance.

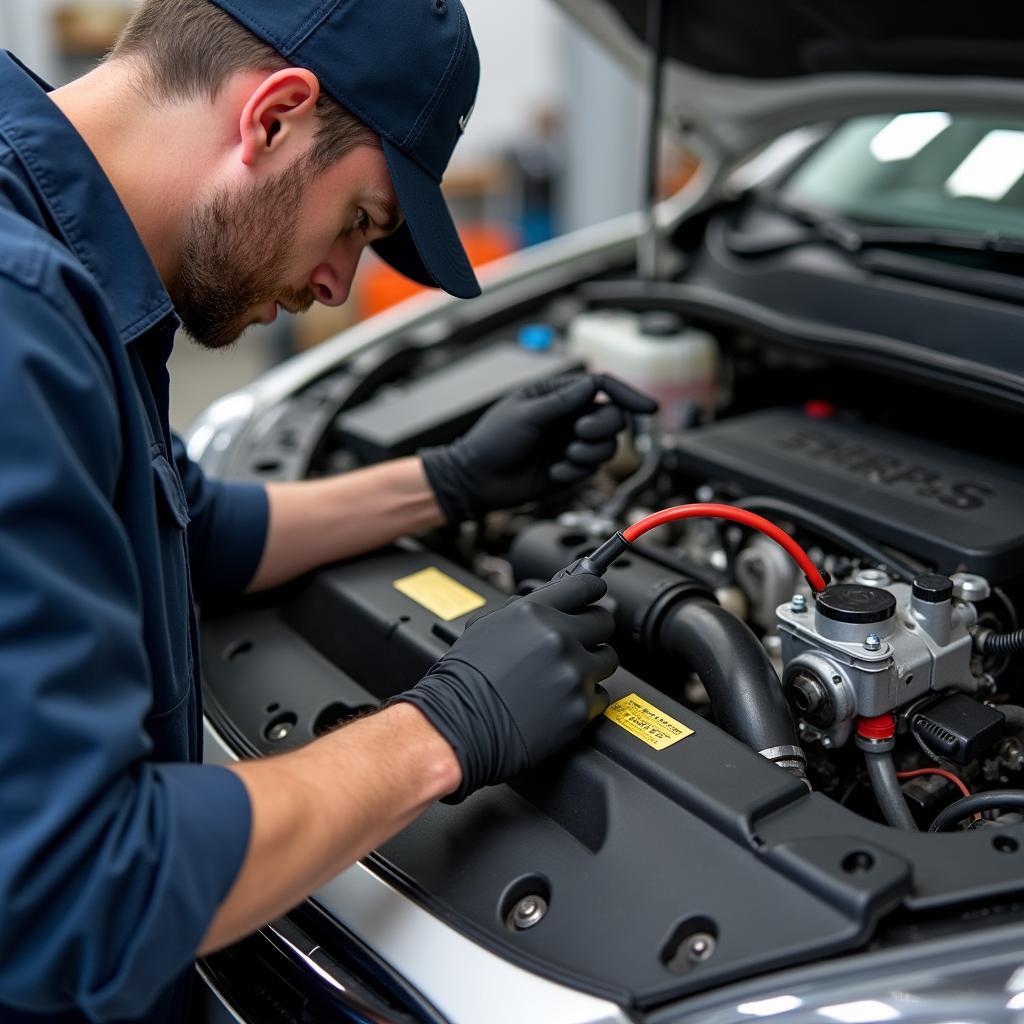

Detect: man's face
[172,145,401,350]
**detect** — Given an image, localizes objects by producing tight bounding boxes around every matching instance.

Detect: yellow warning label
[393,568,487,622]
[604,693,694,750]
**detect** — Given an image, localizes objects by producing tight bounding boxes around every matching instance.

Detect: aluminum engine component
[735,534,799,633]
[777,574,980,747]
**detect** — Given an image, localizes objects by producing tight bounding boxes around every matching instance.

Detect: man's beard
[172,160,316,351]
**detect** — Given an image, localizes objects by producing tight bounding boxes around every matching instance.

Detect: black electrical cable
[600,415,664,521]
[993,586,1020,632]
[734,496,922,582]
[928,790,1024,832]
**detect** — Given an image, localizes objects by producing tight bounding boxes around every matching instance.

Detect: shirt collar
[0,52,178,345]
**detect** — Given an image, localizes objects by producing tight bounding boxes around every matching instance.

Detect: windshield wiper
[728,195,1024,258]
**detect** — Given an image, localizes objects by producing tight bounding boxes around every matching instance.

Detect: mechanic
[0,1,658,1022]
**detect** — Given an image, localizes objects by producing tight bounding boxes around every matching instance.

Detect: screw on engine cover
[686,933,717,963]
[864,633,882,652]
[790,594,808,613]
[509,895,547,931]
[265,721,292,742]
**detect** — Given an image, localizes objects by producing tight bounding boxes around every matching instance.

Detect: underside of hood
[555,0,1024,159]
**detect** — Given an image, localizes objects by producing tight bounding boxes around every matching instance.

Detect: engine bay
[200,286,1024,1010]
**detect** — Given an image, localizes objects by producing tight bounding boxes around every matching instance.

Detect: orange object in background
[359,224,520,317]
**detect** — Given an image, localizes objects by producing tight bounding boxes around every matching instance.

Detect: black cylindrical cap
[816,584,896,625]
[913,573,954,604]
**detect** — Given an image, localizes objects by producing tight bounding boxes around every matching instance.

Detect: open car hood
[554,0,1024,159]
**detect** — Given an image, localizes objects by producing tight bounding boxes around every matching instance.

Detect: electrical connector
[912,693,1006,766]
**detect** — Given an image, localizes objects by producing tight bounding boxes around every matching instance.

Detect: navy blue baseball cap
[210,0,482,299]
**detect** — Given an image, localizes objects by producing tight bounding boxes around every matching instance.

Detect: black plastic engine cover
[201,543,1024,1012]
[334,341,582,463]
[674,408,1024,579]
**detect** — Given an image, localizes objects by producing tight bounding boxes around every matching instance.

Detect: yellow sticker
[393,568,487,622]
[604,693,694,750]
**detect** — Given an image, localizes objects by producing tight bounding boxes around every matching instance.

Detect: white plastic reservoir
[568,310,717,429]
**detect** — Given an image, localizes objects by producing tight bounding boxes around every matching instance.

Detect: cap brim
[371,139,481,300]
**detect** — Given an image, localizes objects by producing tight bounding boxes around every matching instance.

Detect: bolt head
[686,933,716,963]
[790,594,808,613]
[510,894,547,931]
[863,633,882,652]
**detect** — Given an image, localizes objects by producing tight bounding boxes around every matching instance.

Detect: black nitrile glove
[395,572,617,803]
[421,373,658,523]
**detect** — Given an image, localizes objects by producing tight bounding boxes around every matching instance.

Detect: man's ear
[239,67,321,167]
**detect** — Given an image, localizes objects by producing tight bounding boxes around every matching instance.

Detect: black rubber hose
[735,496,921,582]
[972,628,1024,656]
[864,750,918,830]
[658,597,799,756]
[929,790,1024,832]
[600,415,665,521]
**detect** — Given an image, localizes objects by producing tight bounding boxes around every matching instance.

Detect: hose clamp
[758,744,806,764]
[758,745,811,789]
[856,733,895,754]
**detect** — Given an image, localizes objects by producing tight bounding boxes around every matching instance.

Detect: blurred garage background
[0,0,694,429]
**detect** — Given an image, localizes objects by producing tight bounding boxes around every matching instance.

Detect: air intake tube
[509,523,807,783]
[656,598,807,779]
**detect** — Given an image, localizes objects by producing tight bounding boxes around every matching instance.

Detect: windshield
[782,113,1024,241]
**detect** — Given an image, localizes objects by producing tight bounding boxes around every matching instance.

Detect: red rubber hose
[622,503,828,592]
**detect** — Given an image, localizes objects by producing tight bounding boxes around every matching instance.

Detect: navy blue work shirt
[0,54,269,1023]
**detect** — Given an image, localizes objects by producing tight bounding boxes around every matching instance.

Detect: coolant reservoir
[568,310,717,428]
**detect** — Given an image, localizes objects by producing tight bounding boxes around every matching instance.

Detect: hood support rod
[639,0,667,280]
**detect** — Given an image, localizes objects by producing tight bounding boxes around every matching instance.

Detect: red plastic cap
[804,400,836,420]
[857,714,896,741]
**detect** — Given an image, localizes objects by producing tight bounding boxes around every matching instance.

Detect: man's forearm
[249,456,445,591]
[200,702,460,954]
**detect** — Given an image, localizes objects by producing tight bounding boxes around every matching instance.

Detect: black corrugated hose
[972,627,1024,656]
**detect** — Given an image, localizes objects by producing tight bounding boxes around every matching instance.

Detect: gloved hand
[420,373,658,523]
[395,572,617,803]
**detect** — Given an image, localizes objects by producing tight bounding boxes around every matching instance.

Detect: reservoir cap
[817,584,897,624]
[912,573,954,604]
[518,323,555,351]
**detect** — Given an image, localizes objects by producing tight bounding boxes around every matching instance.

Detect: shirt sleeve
[0,265,251,1022]
[173,435,269,596]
